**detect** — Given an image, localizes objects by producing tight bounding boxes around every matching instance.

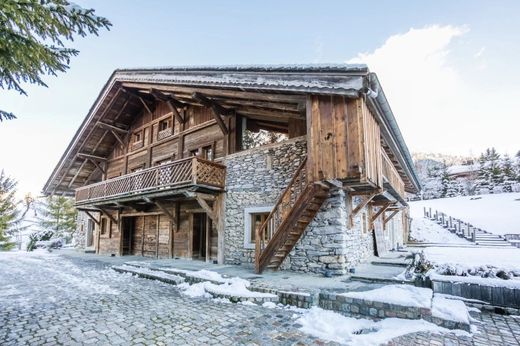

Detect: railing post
[192,157,198,185]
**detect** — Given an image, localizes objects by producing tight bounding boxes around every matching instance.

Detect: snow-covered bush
[26,229,54,251]
[407,250,520,280]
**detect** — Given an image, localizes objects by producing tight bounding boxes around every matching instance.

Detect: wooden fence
[423,207,480,242]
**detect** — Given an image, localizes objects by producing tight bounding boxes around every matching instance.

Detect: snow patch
[296,307,465,345]
[432,296,470,324]
[341,285,433,308]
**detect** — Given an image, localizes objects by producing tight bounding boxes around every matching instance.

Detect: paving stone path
[0,251,519,345]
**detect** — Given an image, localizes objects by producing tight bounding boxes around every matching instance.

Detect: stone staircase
[473,229,514,247]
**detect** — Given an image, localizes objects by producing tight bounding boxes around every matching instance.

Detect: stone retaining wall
[431,279,520,309]
[318,292,470,331]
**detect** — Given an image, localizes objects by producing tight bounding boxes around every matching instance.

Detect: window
[133,131,142,143]
[157,119,173,140]
[159,119,170,131]
[201,145,213,161]
[243,206,273,249]
[250,213,269,242]
[362,212,368,234]
[190,149,199,157]
[100,217,108,235]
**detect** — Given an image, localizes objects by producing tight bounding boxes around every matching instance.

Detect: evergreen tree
[36,196,77,242]
[0,171,18,250]
[0,0,111,121]
[486,148,502,192]
[501,154,516,192]
[440,162,452,197]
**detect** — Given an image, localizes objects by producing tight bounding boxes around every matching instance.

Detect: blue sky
[1,0,519,196]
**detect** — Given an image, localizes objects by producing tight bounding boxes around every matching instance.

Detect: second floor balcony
[75,157,226,206]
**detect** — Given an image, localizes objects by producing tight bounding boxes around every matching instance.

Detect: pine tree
[36,196,77,242]
[440,162,451,197]
[486,148,502,192]
[501,154,516,192]
[0,171,18,250]
[0,0,111,121]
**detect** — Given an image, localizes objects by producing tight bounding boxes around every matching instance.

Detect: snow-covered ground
[296,306,468,345]
[341,285,432,308]
[409,216,471,244]
[409,193,520,235]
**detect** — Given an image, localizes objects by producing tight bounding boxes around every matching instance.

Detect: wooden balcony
[75,157,226,205]
[381,149,405,199]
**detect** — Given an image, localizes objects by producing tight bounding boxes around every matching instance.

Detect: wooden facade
[44,66,420,270]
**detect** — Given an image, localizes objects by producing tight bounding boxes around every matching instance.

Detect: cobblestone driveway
[0,251,519,345]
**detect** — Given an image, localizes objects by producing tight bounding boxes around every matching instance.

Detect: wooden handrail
[255,157,307,272]
[381,149,405,198]
[75,156,226,204]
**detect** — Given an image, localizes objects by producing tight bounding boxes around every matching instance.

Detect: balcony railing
[381,149,405,198]
[75,157,226,204]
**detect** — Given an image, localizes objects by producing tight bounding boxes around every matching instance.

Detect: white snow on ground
[409,193,520,235]
[0,250,158,304]
[409,216,470,244]
[177,282,212,298]
[422,247,520,273]
[113,264,185,282]
[296,307,467,345]
[341,285,433,308]
[161,268,229,283]
[173,270,278,299]
[432,296,470,324]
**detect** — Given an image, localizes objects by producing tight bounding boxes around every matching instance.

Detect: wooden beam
[165,100,185,124]
[351,192,379,219]
[87,158,105,176]
[154,200,177,227]
[194,194,217,222]
[121,82,306,104]
[192,92,229,135]
[99,208,118,224]
[123,88,154,115]
[97,121,128,134]
[109,129,126,149]
[384,209,400,226]
[371,203,392,223]
[67,158,88,189]
[84,211,100,226]
[77,153,107,162]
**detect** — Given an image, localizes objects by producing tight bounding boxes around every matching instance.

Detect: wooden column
[205,216,211,263]
[215,194,225,264]
[156,214,160,258]
[117,209,122,256]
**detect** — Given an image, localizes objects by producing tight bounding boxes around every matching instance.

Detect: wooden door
[191,213,208,260]
[121,217,135,256]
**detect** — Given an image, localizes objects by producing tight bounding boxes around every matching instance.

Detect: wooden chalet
[43,65,420,274]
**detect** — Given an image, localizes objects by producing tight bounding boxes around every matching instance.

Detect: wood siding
[306,95,383,188]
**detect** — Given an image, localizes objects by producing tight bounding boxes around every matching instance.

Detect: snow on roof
[116,63,369,73]
[112,64,371,96]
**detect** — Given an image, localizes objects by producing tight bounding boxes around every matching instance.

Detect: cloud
[346,25,517,156]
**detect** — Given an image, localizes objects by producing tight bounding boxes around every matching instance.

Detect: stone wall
[286,192,374,275]
[223,136,308,265]
[223,137,375,275]
[73,211,88,249]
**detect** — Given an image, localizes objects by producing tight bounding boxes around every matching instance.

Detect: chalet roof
[43,64,421,195]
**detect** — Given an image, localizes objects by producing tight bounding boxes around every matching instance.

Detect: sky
[1,0,519,197]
